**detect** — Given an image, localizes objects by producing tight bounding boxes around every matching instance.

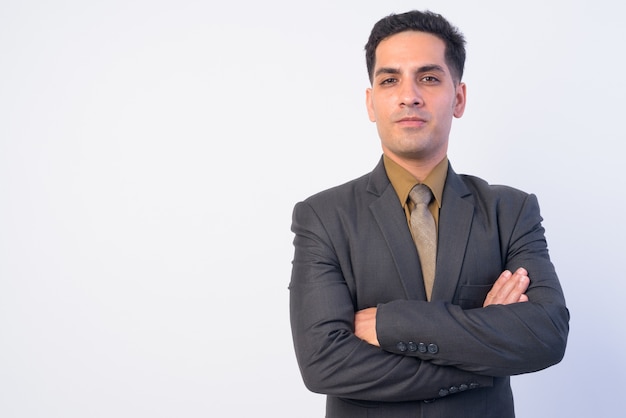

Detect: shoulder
[293,172,376,225]
[453,172,541,217]
[458,173,529,199]
[296,158,389,212]
[290,171,381,240]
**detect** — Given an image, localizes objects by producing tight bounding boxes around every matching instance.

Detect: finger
[500,268,529,304]
[511,268,530,293]
[483,270,512,307]
[511,267,528,282]
[485,268,529,306]
[490,270,513,293]
[495,270,523,303]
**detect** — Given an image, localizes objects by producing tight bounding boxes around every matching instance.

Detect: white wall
[1,0,623,417]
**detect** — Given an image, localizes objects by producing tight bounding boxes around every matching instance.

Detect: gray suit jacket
[289,157,569,417]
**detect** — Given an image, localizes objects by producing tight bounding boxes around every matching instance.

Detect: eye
[421,75,440,84]
[380,77,398,85]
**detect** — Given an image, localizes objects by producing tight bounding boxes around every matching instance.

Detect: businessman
[289,10,569,418]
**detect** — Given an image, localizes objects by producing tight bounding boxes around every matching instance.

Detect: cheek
[439,99,457,118]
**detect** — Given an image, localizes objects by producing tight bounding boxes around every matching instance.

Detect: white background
[1,0,624,417]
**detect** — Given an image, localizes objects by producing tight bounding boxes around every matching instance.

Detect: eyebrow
[374,64,446,78]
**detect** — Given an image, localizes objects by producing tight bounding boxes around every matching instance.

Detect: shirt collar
[383,154,448,209]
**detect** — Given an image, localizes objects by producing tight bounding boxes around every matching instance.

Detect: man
[289,10,568,418]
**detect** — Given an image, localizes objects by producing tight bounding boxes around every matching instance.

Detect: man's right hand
[483,268,530,307]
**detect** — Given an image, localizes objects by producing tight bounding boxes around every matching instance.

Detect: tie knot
[409,184,433,206]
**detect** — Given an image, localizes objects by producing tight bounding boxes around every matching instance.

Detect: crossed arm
[354,268,530,346]
[290,195,568,401]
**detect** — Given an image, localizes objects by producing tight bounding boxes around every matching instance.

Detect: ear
[453,82,466,118]
[365,87,376,122]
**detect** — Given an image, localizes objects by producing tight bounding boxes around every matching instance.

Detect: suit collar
[367,157,426,299]
[369,181,427,300]
[368,159,474,301]
[431,165,474,301]
[366,156,390,197]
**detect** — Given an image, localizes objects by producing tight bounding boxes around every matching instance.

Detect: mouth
[396,116,427,127]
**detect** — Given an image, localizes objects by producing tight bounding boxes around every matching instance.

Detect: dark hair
[365,10,466,83]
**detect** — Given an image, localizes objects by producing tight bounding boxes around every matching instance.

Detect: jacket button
[397,342,407,352]
[408,341,418,352]
[449,386,459,394]
[438,388,449,397]
[459,384,469,391]
[469,383,480,389]
[418,343,427,353]
[428,343,439,354]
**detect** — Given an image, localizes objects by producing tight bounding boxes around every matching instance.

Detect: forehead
[374,31,447,68]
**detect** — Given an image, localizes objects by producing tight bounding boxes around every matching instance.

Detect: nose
[399,80,422,107]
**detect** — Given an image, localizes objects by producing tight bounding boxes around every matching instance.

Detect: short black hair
[365,10,466,83]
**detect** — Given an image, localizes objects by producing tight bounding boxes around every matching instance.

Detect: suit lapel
[368,160,427,300]
[431,168,474,302]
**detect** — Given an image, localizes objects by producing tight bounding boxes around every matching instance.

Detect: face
[366,31,466,166]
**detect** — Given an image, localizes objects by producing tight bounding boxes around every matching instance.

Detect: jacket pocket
[456,284,492,309]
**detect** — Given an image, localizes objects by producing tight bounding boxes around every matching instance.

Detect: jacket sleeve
[375,193,570,376]
[289,201,493,402]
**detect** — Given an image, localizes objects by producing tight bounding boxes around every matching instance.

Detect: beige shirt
[382,154,448,229]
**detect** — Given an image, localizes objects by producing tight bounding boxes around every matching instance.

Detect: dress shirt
[382,154,448,230]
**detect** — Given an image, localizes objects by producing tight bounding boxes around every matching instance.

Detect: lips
[396,116,427,127]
